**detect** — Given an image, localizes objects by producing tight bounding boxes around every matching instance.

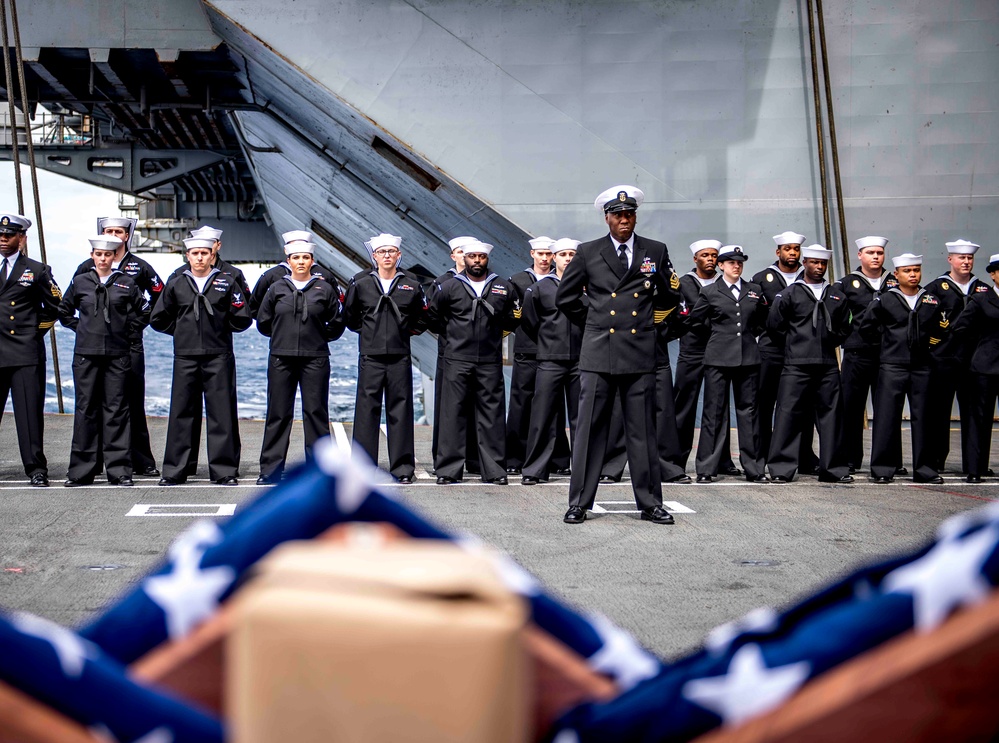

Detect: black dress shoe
[216,476,239,486]
[873,476,894,484]
[747,474,769,483]
[720,465,742,476]
[137,467,160,477]
[563,506,586,524]
[848,465,857,475]
[914,475,944,484]
[30,473,48,487]
[522,476,540,486]
[505,466,521,475]
[967,474,983,483]
[113,476,134,487]
[803,464,822,476]
[436,476,457,485]
[397,475,413,484]
[895,467,909,476]
[256,474,280,485]
[818,474,855,484]
[640,506,675,525]
[770,475,790,483]
[598,475,620,484]
[988,469,996,477]
[696,474,712,484]
[63,478,92,487]
[552,468,571,476]
[158,477,183,486]
[485,476,508,485]
[466,466,481,475]
[665,473,692,484]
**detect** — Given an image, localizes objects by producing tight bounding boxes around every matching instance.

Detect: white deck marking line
[380,423,388,437]
[330,421,351,453]
[589,504,607,513]
[597,500,696,513]
[127,504,237,517]
[0,483,260,491]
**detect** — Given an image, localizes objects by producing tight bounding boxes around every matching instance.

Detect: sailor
[556,185,681,525]
[343,233,428,483]
[430,240,519,484]
[429,236,480,474]
[858,253,946,484]
[687,245,769,482]
[249,229,342,316]
[74,216,164,476]
[671,239,738,475]
[834,236,899,475]
[255,236,344,484]
[923,239,990,474]
[519,238,582,485]
[766,244,853,483]
[949,252,999,483]
[752,231,819,472]
[505,237,572,476]
[652,272,692,484]
[0,214,62,486]
[59,235,149,486]
[150,235,253,485]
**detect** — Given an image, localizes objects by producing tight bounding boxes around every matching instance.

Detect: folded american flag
[79,438,661,693]
[547,502,999,742]
[0,610,223,742]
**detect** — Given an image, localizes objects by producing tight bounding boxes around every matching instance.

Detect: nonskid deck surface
[0,414,992,659]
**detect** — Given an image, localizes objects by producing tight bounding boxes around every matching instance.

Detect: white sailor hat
[183,237,215,251]
[281,230,313,244]
[801,244,833,260]
[551,238,581,253]
[88,235,123,252]
[448,236,478,252]
[284,241,316,256]
[689,239,722,255]
[191,225,223,241]
[0,214,32,234]
[717,245,748,262]
[463,241,494,256]
[945,239,980,255]
[773,231,806,246]
[891,253,922,268]
[365,233,402,251]
[855,236,889,250]
[528,236,555,251]
[987,253,999,273]
[96,216,134,236]
[594,185,644,213]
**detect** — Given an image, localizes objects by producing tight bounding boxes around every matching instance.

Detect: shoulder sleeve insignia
[941,281,949,291]
[669,273,680,290]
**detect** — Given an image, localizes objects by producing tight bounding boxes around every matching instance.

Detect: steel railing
[0,110,94,147]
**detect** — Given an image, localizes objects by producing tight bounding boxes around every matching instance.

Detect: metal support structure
[804,0,833,258]
[0,0,22,211]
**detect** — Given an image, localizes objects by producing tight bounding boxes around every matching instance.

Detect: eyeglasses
[373,248,400,256]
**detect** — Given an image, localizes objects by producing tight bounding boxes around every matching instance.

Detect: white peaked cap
[945,239,980,255]
[891,253,922,268]
[801,244,833,260]
[284,241,315,256]
[689,239,722,255]
[855,236,889,250]
[463,241,494,255]
[529,236,555,251]
[448,236,478,251]
[551,238,581,253]
[773,231,806,246]
[88,235,123,251]
[594,184,645,212]
[191,225,223,241]
[0,214,31,230]
[282,230,313,244]
[365,233,402,251]
[183,237,215,251]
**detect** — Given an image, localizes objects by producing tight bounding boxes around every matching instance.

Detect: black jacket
[520,274,582,362]
[751,263,804,357]
[857,288,947,367]
[767,280,851,366]
[555,234,680,375]
[150,268,253,355]
[429,272,519,364]
[58,270,149,356]
[923,274,991,363]
[0,254,62,368]
[949,287,999,375]
[509,268,548,356]
[75,251,163,349]
[256,275,344,356]
[834,268,899,353]
[343,270,428,356]
[670,272,719,357]
[688,279,768,367]
[251,262,341,317]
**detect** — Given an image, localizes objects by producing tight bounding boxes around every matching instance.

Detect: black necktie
[731,284,740,300]
[618,244,628,270]
[0,258,8,286]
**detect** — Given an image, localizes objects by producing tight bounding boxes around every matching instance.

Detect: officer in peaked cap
[72,215,164,476]
[556,185,682,525]
[250,229,342,316]
[0,214,62,486]
[924,239,991,475]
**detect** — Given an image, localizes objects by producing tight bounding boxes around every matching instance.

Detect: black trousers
[966,373,998,477]
[433,351,479,473]
[673,353,734,471]
[929,360,975,472]
[760,352,818,470]
[569,371,662,511]
[840,349,880,470]
[768,364,848,481]
[600,397,628,480]
[0,363,47,476]
[126,347,157,471]
[655,363,686,480]
[696,365,764,478]
[506,354,570,471]
[352,354,414,479]
[870,363,935,480]
[435,359,506,480]
[259,355,331,479]
[68,354,131,481]
[523,360,579,480]
[162,354,240,482]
